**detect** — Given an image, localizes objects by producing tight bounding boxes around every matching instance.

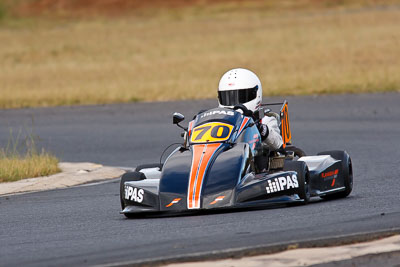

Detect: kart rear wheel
[318,150,353,199]
[283,161,310,204]
[285,145,306,158]
[120,171,146,217]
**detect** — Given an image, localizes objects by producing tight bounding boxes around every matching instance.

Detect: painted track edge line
[97,228,400,267]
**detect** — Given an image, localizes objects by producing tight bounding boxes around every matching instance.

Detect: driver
[217,68,283,151]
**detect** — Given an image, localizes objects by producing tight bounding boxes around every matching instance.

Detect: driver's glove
[258,124,269,140]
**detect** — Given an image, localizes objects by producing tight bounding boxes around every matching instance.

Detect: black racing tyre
[120,171,146,217]
[285,145,306,157]
[317,150,353,199]
[135,163,163,172]
[283,161,310,204]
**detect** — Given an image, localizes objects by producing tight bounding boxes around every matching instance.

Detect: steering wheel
[233,104,253,117]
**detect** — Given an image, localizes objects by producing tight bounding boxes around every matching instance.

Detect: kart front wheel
[283,161,310,204]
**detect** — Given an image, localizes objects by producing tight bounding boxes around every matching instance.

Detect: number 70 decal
[190,122,234,143]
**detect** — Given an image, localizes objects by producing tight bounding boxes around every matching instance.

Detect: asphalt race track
[1,93,400,266]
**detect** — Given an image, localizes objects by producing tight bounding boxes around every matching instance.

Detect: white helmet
[218,68,262,113]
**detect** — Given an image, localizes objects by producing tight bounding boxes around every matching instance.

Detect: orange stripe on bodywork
[193,143,221,208]
[187,143,221,209]
[187,144,205,209]
[210,196,225,205]
[237,117,249,137]
[188,120,194,137]
[166,198,182,207]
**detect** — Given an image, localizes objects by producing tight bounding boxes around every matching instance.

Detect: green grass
[0,129,60,183]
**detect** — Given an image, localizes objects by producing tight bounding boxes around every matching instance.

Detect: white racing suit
[260,116,283,151]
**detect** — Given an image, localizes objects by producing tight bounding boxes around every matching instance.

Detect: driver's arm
[260,116,284,150]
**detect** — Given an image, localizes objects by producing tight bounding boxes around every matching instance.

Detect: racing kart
[120,101,353,218]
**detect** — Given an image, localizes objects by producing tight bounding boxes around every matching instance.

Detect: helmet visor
[218,86,258,106]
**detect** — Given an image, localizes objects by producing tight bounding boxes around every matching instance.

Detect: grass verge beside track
[0,130,60,182]
[0,1,399,108]
[0,153,60,183]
